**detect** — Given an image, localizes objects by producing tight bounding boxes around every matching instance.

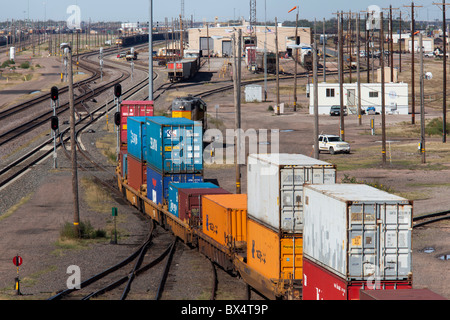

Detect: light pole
[60,42,80,237]
[149,0,153,100]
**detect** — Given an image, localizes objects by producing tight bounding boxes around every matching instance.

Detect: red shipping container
[303,258,412,300]
[127,155,147,192]
[178,187,230,226]
[360,288,447,300]
[120,101,154,145]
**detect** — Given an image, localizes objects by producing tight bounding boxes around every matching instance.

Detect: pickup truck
[319,134,351,154]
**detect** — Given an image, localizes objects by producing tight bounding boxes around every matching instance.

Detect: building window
[326,88,335,97]
[369,91,379,98]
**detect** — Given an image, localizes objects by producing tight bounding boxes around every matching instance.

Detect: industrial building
[187,20,311,57]
[308,82,409,115]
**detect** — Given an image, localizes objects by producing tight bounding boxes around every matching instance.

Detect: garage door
[222,40,232,57]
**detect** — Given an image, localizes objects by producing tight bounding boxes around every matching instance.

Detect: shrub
[60,221,107,240]
[425,118,450,136]
[20,61,30,69]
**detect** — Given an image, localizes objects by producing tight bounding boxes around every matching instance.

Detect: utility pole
[149,0,153,100]
[404,2,422,124]
[365,12,370,83]
[313,26,319,159]
[275,17,280,115]
[294,10,298,111]
[61,43,80,237]
[380,12,387,165]
[233,29,242,194]
[357,13,362,126]
[433,1,448,143]
[399,11,402,73]
[339,12,345,140]
[323,17,326,82]
[383,5,399,82]
[419,33,426,163]
[180,15,184,58]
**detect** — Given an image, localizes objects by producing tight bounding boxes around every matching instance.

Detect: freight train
[113,99,423,300]
[255,51,277,74]
[115,32,171,47]
[167,52,201,82]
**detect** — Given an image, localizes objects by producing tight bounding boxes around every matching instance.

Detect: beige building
[187,21,311,57]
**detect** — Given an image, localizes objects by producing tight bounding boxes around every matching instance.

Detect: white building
[308,82,409,115]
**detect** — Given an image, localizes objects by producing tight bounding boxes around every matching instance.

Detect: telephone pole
[275,17,280,115]
[419,33,426,163]
[381,12,387,165]
[433,1,448,143]
[233,29,242,194]
[337,11,345,140]
[357,13,362,126]
[404,2,422,124]
[313,36,319,159]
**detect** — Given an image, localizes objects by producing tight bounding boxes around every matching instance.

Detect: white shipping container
[303,184,413,281]
[247,154,336,233]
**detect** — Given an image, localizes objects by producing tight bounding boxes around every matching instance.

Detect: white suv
[319,134,351,154]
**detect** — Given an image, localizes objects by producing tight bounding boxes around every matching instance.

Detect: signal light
[51,86,59,101]
[50,116,59,131]
[114,84,122,98]
[114,112,120,126]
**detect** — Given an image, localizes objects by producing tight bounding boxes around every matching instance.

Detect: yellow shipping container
[247,217,303,281]
[201,194,247,249]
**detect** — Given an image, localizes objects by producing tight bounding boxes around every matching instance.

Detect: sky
[0,0,446,23]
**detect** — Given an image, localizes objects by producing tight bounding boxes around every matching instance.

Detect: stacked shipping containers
[178,188,231,226]
[127,117,149,192]
[246,154,336,283]
[168,182,218,217]
[119,101,154,179]
[145,117,204,206]
[302,184,413,300]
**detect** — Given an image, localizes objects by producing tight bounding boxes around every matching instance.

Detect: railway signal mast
[50,86,59,169]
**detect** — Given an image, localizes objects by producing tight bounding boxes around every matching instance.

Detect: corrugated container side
[303,184,413,282]
[127,117,148,161]
[168,182,219,217]
[146,166,203,206]
[178,188,231,226]
[303,258,412,300]
[127,155,147,191]
[146,117,203,174]
[246,217,303,281]
[202,194,248,248]
[247,153,336,233]
[120,101,154,145]
[360,288,447,300]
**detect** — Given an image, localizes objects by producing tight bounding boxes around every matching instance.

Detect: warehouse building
[187,20,311,57]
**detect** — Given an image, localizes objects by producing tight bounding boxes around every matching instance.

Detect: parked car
[424,52,435,58]
[366,106,376,115]
[330,105,347,116]
[318,134,351,154]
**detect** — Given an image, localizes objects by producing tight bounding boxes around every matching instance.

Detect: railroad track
[413,210,450,228]
[0,62,156,189]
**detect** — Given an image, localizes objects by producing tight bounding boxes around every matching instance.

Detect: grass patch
[96,133,117,165]
[81,177,114,213]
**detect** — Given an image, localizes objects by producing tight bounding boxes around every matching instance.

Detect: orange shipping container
[201,194,247,249]
[247,217,303,281]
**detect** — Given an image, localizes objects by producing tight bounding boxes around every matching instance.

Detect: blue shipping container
[146,166,203,206]
[127,117,149,161]
[146,116,203,173]
[168,182,219,217]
